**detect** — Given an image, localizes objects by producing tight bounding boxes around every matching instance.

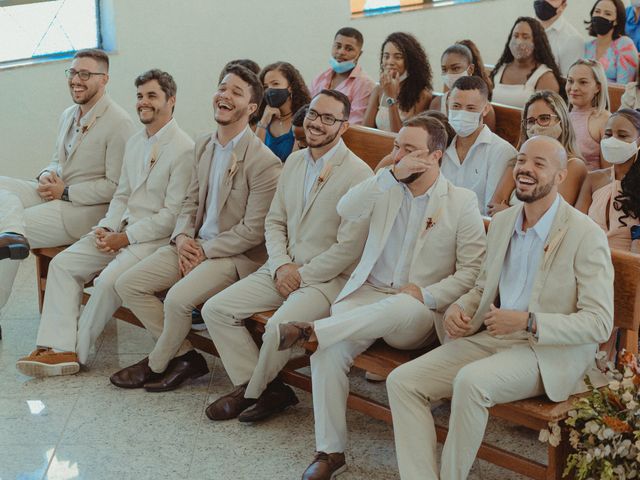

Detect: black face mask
[534,0,557,21]
[264,88,290,108]
[591,15,614,36]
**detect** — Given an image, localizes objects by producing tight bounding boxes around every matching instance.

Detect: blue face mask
[329,57,356,74]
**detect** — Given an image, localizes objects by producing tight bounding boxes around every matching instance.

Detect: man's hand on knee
[483,304,528,336]
[36,172,65,201]
[96,232,129,254]
[443,304,472,339]
[275,263,301,297]
[397,283,424,304]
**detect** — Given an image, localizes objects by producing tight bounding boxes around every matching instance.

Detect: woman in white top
[490,16,562,108]
[621,64,640,109]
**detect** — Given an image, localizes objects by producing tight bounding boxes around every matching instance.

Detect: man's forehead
[71,57,100,70]
[221,73,248,90]
[398,126,428,146]
[310,95,342,114]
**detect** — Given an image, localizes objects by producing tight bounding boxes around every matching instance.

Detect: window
[0,0,100,65]
[351,0,487,16]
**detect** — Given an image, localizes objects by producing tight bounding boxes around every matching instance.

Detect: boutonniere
[226,155,239,184]
[317,163,333,185]
[149,144,159,170]
[81,114,97,135]
[421,208,442,237]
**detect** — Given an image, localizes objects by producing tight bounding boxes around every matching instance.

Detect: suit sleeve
[172,145,202,241]
[265,164,293,277]
[337,168,397,221]
[97,144,133,232]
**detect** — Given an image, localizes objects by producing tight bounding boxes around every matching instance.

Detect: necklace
[278,110,292,126]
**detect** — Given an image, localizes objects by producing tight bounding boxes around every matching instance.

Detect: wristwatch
[526,312,536,333]
[61,186,70,202]
[385,97,398,107]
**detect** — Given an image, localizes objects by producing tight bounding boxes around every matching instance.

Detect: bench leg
[34,254,51,314]
[546,426,570,480]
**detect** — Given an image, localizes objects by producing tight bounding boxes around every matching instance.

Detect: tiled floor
[0,258,544,479]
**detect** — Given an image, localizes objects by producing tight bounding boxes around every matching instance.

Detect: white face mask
[600,136,639,165]
[441,70,469,90]
[448,108,482,137]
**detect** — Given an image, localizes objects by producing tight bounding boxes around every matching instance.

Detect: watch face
[385,97,395,106]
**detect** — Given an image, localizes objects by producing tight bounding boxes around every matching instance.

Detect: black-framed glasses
[65,69,106,81]
[523,114,559,128]
[306,109,346,126]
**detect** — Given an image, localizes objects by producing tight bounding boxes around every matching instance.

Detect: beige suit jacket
[456,198,614,401]
[97,120,194,258]
[173,128,282,278]
[265,140,373,300]
[41,94,135,238]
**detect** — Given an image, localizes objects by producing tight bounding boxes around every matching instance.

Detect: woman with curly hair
[576,108,640,252]
[256,61,311,162]
[363,32,433,133]
[490,16,562,108]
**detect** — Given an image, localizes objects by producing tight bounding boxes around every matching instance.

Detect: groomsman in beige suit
[109,65,282,391]
[16,69,194,377]
[277,115,487,480]
[387,135,614,480]
[0,49,134,311]
[202,90,373,422]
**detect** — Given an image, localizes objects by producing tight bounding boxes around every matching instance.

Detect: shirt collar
[146,118,175,143]
[213,125,248,150]
[514,194,561,240]
[447,125,493,155]
[305,138,343,168]
[545,15,565,33]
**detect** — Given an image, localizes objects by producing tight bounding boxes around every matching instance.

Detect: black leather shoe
[144,350,209,392]
[0,233,30,260]
[110,357,161,389]
[205,384,257,421]
[238,378,299,422]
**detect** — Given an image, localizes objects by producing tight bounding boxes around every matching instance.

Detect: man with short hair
[201,89,372,422]
[0,49,134,310]
[110,65,282,392]
[534,0,585,75]
[387,135,614,480]
[16,69,194,376]
[277,115,486,480]
[309,27,374,125]
[442,76,517,216]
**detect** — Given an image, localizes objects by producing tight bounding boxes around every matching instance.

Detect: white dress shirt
[198,127,248,241]
[441,125,517,216]
[544,15,586,76]
[498,195,560,312]
[302,139,342,205]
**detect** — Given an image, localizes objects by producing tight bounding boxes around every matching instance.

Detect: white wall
[0,0,590,178]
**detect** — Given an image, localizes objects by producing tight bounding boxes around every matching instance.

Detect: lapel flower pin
[227,155,239,183]
[317,163,333,185]
[422,208,442,237]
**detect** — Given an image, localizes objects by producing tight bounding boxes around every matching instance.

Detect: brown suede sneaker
[302,452,347,479]
[16,348,80,377]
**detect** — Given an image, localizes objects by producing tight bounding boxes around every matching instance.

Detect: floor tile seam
[40,393,81,480]
[185,378,216,478]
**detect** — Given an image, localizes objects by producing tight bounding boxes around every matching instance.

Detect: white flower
[586,421,600,434]
[603,428,614,439]
[538,429,549,443]
[622,391,634,402]
[627,400,638,410]
[609,380,621,391]
[622,377,634,389]
[569,430,580,449]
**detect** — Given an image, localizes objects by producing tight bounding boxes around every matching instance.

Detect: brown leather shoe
[16,348,79,377]
[277,322,314,351]
[110,357,161,389]
[205,385,257,421]
[0,232,30,260]
[237,378,299,422]
[302,452,347,479]
[144,350,209,392]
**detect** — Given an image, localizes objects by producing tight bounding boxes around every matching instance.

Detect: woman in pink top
[576,109,640,253]
[567,59,611,171]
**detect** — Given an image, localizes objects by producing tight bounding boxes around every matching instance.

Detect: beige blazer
[456,199,614,401]
[97,120,194,258]
[265,141,373,301]
[41,94,135,239]
[334,171,487,342]
[173,128,282,278]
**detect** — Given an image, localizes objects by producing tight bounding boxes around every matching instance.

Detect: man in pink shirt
[309,27,374,125]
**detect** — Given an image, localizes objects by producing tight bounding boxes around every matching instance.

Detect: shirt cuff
[126,230,137,245]
[377,169,398,191]
[421,288,437,310]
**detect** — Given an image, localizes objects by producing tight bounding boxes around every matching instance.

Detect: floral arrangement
[539,351,640,480]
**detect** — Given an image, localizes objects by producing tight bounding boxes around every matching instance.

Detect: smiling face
[381,41,406,76]
[566,64,600,109]
[514,136,567,203]
[136,79,174,127]
[213,73,257,126]
[67,56,108,106]
[331,34,361,63]
[303,94,348,149]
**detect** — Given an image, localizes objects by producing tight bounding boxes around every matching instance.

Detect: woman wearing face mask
[576,109,640,252]
[257,62,311,162]
[567,59,611,171]
[363,32,433,133]
[490,17,562,108]
[585,0,638,84]
[430,40,496,131]
[488,91,588,215]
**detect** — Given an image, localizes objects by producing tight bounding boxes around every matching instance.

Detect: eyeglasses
[305,109,346,126]
[523,114,559,128]
[65,69,105,81]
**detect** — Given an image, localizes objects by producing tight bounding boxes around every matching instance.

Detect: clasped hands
[444,303,528,340]
[175,234,206,276]
[37,171,65,201]
[94,227,129,254]
[275,263,302,298]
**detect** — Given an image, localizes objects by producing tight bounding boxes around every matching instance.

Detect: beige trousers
[0,178,77,310]
[114,244,239,373]
[386,331,545,480]
[201,266,334,398]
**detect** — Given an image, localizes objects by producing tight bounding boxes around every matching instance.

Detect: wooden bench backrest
[611,249,640,336]
[343,125,396,171]
[609,84,624,112]
[493,102,522,148]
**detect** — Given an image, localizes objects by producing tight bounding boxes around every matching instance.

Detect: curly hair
[611,109,640,226]
[380,32,433,112]
[455,39,493,99]
[490,17,563,91]
[586,0,626,40]
[258,61,311,121]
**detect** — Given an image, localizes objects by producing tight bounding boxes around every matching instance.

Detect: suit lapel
[217,129,250,215]
[58,108,76,166]
[532,200,570,292]
[66,95,109,162]
[410,176,448,265]
[196,136,215,224]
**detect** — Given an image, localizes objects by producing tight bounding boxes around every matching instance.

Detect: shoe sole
[331,464,347,478]
[143,367,210,392]
[190,323,207,331]
[237,394,300,423]
[0,244,29,260]
[16,360,79,377]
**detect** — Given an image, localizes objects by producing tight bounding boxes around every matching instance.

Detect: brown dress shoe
[110,357,161,389]
[16,348,80,377]
[205,385,257,421]
[144,350,209,392]
[0,232,30,260]
[277,322,314,351]
[237,378,299,422]
[302,452,347,479]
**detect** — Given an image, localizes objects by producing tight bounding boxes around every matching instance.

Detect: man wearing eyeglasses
[201,89,372,424]
[0,49,134,317]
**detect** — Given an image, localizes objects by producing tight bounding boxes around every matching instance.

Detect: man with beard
[201,89,372,424]
[386,135,614,480]
[0,49,134,312]
[16,69,194,376]
[277,115,487,480]
[109,65,282,391]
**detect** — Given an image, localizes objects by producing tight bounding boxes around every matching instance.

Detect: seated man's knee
[452,364,485,401]
[163,287,191,317]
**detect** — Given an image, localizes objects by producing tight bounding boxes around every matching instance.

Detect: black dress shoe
[205,384,257,421]
[110,357,161,389]
[237,378,299,423]
[0,233,30,260]
[144,350,209,392]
